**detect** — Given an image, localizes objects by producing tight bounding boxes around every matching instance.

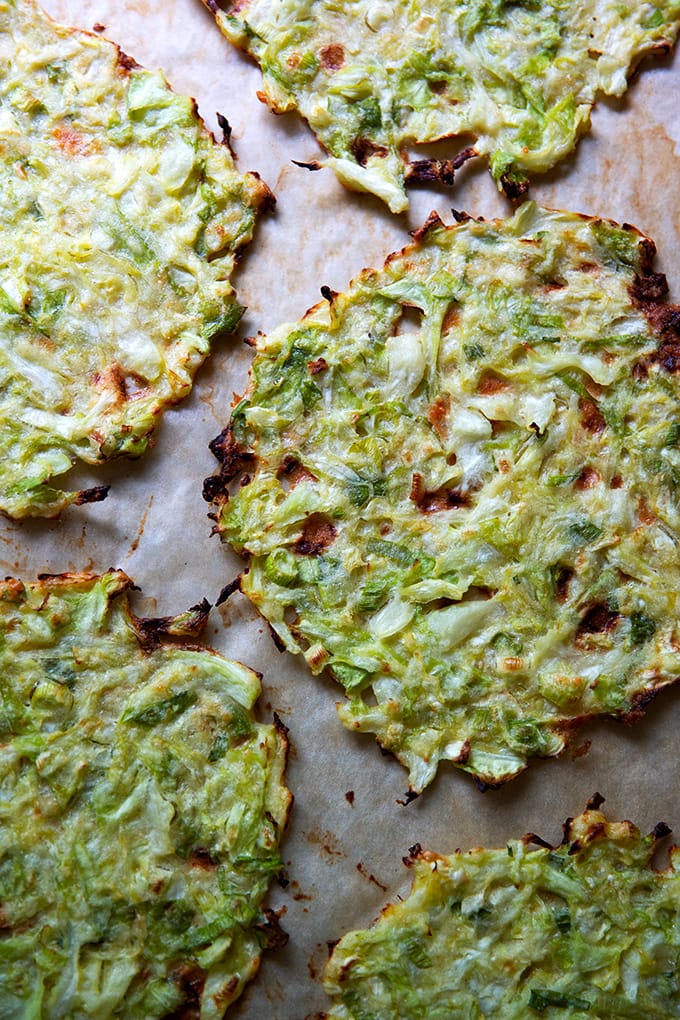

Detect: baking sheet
[8,3,680,1015]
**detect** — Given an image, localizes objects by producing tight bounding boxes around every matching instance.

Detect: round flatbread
[0,0,270,517]
[0,570,290,1017]
[207,202,680,792]
[203,0,680,211]
[324,798,678,1018]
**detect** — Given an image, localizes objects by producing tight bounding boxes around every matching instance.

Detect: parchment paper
[10,3,680,1016]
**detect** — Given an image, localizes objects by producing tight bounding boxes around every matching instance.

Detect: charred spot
[95,363,150,403]
[651,336,680,373]
[216,577,241,606]
[133,599,210,648]
[452,738,471,764]
[451,208,472,223]
[636,237,657,275]
[292,158,322,172]
[554,566,573,603]
[472,774,505,792]
[397,788,420,807]
[478,372,510,395]
[576,603,621,639]
[542,278,566,293]
[403,843,423,866]
[630,271,669,303]
[409,472,425,504]
[441,304,460,334]
[171,964,206,1009]
[319,43,345,69]
[216,111,233,151]
[578,261,599,274]
[255,908,289,949]
[277,456,317,487]
[427,394,450,436]
[308,646,329,671]
[406,159,456,186]
[345,790,355,806]
[74,485,109,506]
[410,475,471,513]
[116,48,140,73]
[610,474,623,489]
[308,357,328,375]
[278,456,302,476]
[578,397,605,433]
[586,821,606,842]
[405,147,476,188]
[212,977,239,1008]
[209,424,251,470]
[203,473,227,505]
[653,821,672,841]
[272,711,289,739]
[189,847,218,870]
[575,467,600,490]
[647,303,680,339]
[429,79,448,93]
[205,426,255,499]
[620,684,668,723]
[407,211,445,245]
[629,256,680,372]
[349,137,388,165]
[267,621,288,653]
[499,172,529,201]
[294,513,337,555]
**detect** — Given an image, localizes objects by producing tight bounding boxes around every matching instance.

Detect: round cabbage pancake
[324,797,680,1019]
[206,202,680,793]
[0,0,271,518]
[202,0,680,212]
[0,570,291,1018]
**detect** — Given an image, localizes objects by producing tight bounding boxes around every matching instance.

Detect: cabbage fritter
[0,570,290,1018]
[202,0,680,211]
[207,203,680,792]
[0,0,270,517]
[324,798,680,1018]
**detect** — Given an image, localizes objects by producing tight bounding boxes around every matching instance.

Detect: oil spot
[356,861,388,891]
[306,829,344,858]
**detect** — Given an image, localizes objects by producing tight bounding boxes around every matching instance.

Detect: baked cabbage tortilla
[324,797,680,1019]
[0,0,271,518]
[0,570,291,1018]
[202,0,680,212]
[206,202,680,793]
